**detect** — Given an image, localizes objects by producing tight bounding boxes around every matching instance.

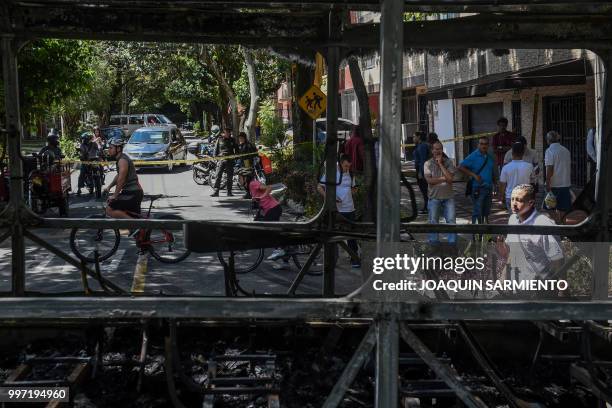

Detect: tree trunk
[243,47,260,142]
[347,55,376,222]
[199,46,240,132]
[219,91,231,130]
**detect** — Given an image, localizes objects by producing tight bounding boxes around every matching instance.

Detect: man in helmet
[38,129,63,166]
[103,138,143,219]
[208,124,221,144]
[76,132,102,196]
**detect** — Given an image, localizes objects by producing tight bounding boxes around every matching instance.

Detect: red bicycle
[70,194,190,264]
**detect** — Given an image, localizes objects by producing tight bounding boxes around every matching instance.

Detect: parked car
[124,126,187,171]
[110,113,178,137]
[315,118,355,143]
[101,126,126,142]
[284,118,355,144]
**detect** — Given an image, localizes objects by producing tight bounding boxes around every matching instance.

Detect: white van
[109,113,177,137]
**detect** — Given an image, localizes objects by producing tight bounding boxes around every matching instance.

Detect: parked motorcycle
[81,161,105,198]
[192,143,216,186]
[26,152,71,216]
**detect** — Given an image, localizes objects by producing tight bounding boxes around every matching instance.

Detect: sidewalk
[402,160,547,227]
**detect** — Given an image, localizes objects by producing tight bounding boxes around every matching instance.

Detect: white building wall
[453,80,595,165]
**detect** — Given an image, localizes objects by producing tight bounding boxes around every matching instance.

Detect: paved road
[0,145,361,295]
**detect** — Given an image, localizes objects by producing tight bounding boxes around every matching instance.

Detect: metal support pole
[323,12,340,297]
[377,0,403,248]
[375,317,399,407]
[400,324,487,408]
[374,0,403,406]
[593,49,612,300]
[322,325,376,408]
[2,37,25,295]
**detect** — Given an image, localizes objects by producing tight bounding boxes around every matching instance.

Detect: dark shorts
[551,187,572,212]
[109,189,144,215]
[258,205,282,221]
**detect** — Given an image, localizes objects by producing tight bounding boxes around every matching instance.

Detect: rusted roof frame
[0,298,611,321]
[2,5,612,51]
[345,14,612,50]
[6,0,612,14]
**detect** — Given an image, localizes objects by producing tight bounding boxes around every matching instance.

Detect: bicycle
[216,204,324,275]
[70,194,191,264]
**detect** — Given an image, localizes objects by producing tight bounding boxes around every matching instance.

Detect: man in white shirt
[318,154,360,268]
[499,143,534,213]
[503,136,539,188]
[503,136,538,167]
[544,131,572,212]
[498,184,564,282]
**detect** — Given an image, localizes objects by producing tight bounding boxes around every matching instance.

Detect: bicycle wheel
[147,214,191,263]
[291,244,326,276]
[217,249,265,274]
[70,216,120,263]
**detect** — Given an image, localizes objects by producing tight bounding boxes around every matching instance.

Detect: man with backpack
[317,154,360,268]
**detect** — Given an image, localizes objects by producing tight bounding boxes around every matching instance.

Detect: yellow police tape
[65,150,264,166]
[65,131,496,166]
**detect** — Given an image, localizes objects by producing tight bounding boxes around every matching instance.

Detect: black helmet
[47,128,59,143]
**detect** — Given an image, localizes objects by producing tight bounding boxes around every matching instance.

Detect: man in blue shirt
[413,131,430,214]
[458,136,496,224]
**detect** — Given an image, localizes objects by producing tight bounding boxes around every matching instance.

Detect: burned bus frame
[1,1,612,406]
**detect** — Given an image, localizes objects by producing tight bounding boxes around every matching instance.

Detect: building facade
[342,12,598,187]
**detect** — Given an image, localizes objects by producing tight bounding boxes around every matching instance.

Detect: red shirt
[343,136,364,172]
[249,180,279,215]
[492,130,516,165]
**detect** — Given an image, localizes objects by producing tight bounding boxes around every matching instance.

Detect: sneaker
[227,191,234,197]
[266,248,287,261]
[210,191,219,197]
[76,189,82,196]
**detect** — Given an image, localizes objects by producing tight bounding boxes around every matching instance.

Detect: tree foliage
[2,39,290,136]
[15,39,95,125]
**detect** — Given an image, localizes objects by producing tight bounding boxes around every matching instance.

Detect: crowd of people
[33,116,587,282]
[408,116,578,248]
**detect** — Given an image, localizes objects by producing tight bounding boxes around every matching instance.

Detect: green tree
[12,39,95,133]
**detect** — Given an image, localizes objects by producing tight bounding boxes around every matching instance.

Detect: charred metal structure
[1,1,612,406]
